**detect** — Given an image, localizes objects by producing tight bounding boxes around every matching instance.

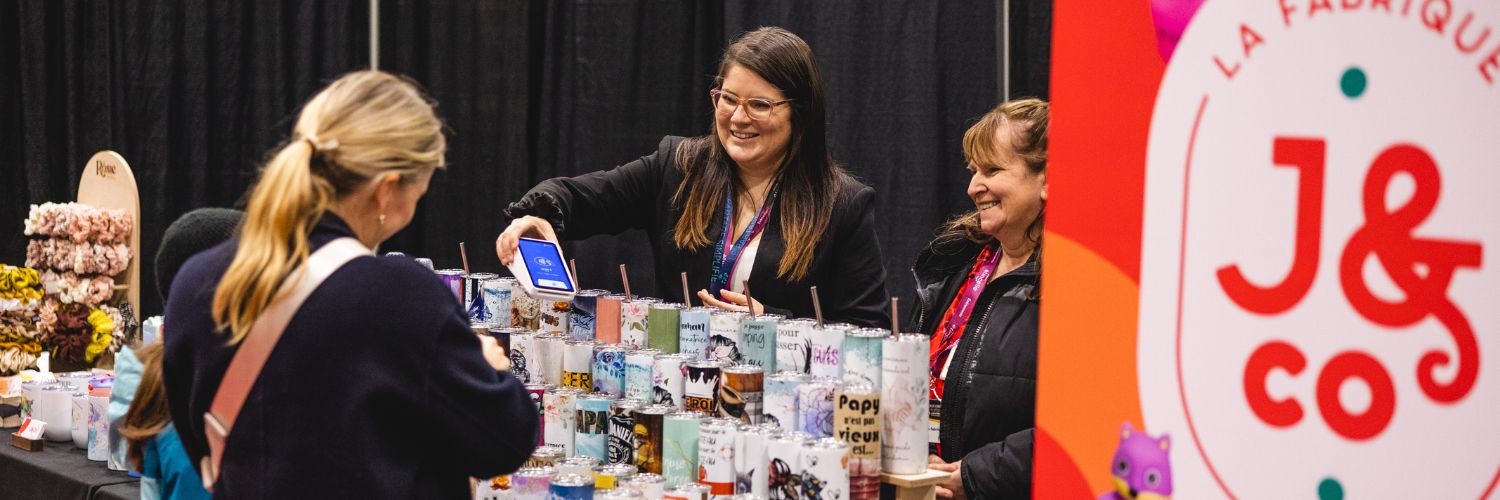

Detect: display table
[0,436,139,500]
[93,482,142,500]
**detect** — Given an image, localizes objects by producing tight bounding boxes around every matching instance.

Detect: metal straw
[810,286,824,327]
[459,242,470,275]
[891,297,900,337]
[619,264,633,302]
[744,281,756,317]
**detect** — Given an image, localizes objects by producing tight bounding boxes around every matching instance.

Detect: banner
[1039,0,1499,498]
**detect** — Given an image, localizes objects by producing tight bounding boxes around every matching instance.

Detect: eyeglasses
[710,89,792,121]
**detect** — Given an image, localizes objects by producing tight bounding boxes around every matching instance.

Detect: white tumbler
[36,385,73,442]
[70,391,88,449]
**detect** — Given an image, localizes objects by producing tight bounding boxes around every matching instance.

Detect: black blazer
[163,215,538,499]
[507,135,890,328]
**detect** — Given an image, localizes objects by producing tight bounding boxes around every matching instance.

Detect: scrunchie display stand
[68,151,140,371]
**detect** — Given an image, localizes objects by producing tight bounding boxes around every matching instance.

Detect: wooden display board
[75,151,141,336]
[882,470,950,500]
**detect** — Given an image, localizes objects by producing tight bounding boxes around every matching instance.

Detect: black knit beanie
[154,208,243,302]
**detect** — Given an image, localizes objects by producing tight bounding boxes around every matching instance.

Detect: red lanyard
[929,245,1001,400]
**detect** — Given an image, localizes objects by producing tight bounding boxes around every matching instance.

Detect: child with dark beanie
[117,207,241,500]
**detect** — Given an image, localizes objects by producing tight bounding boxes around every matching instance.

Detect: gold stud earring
[378,213,386,225]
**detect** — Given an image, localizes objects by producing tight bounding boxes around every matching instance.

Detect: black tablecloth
[0,436,139,500]
[92,482,141,500]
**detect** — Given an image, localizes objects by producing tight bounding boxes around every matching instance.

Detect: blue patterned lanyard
[708,182,779,298]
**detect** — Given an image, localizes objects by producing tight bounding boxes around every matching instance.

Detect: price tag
[16,418,46,440]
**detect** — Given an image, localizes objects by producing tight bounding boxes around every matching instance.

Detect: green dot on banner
[1341,67,1367,99]
[1319,477,1345,500]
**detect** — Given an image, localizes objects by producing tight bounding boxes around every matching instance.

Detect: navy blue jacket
[163,215,537,499]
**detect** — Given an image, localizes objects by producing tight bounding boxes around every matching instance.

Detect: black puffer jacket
[907,234,1038,499]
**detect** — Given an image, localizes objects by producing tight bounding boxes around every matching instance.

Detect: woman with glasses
[497,27,888,327]
[910,98,1047,499]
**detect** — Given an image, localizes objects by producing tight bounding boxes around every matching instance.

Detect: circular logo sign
[1137,1,1500,498]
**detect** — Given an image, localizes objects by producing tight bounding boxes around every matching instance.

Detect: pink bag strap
[200,237,370,489]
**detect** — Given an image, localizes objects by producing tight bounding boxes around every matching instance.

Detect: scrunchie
[26,240,130,276]
[44,302,95,364]
[303,133,340,152]
[503,190,570,238]
[0,265,44,311]
[23,202,133,244]
[38,271,114,306]
[0,310,44,375]
[99,303,134,353]
[0,348,40,375]
[83,307,114,362]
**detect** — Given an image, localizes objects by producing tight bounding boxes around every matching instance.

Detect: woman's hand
[495,215,558,266]
[478,334,510,372]
[697,289,764,315]
[932,459,966,500]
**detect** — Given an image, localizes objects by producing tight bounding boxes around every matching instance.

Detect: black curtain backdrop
[377,0,724,300]
[3,0,1049,318]
[1010,0,1053,100]
[0,0,369,316]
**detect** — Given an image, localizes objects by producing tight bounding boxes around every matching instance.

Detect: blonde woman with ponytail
[162,71,537,499]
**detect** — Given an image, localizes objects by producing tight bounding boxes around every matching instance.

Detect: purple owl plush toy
[1100,422,1173,500]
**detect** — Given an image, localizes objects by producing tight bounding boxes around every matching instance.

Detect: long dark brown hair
[672,27,844,282]
[940,98,1049,245]
[119,342,170,472]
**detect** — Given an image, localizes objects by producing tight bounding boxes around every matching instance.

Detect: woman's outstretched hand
[495,215,558,266]
[697,289,765,316]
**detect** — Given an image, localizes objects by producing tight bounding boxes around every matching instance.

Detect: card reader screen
[517,239,574,292]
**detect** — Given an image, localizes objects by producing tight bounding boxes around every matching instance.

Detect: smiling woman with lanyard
[909,98,1048,499]
[497,27,888,327]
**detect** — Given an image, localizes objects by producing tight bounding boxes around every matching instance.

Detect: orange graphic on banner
[1036,232,1144,496]
[1040,0,1163,495]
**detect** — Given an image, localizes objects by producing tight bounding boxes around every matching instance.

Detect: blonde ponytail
[212,71,445,344]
